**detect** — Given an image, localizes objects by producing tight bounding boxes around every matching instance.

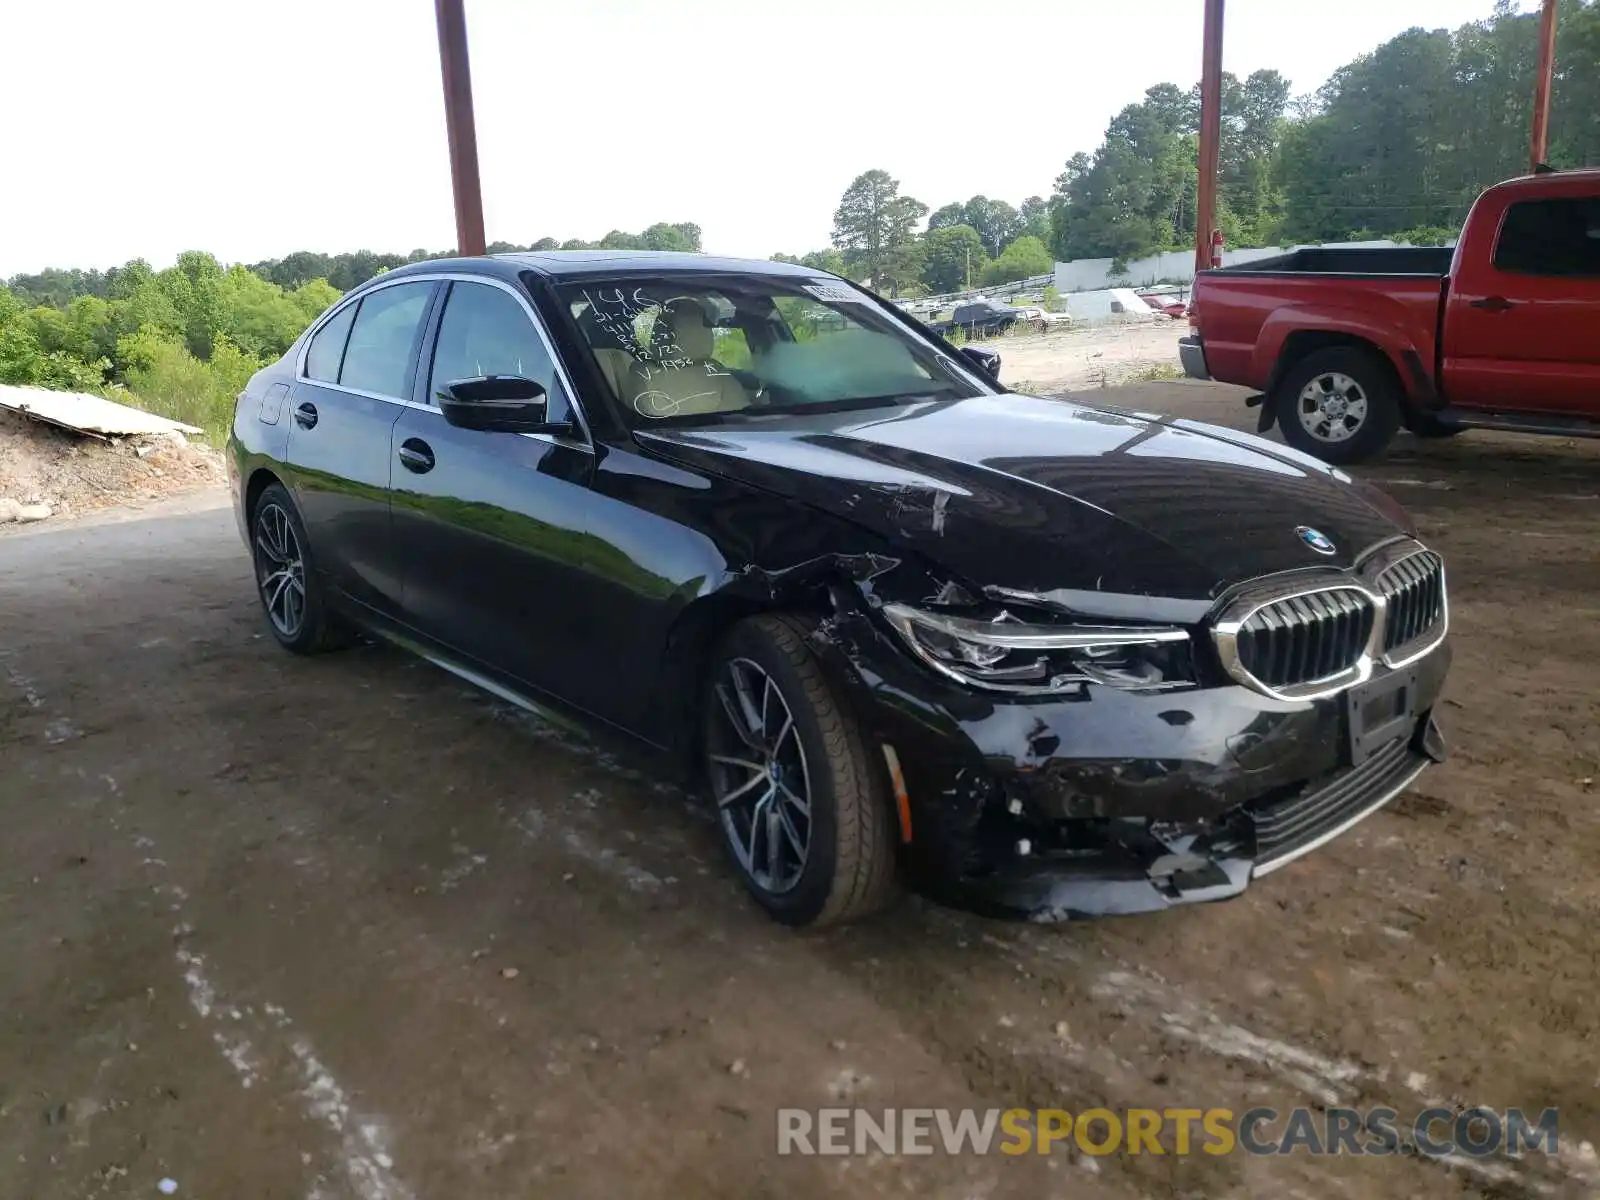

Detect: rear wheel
[250,483,351,654]
[704,615,897,928]
[1275,346,1401,465]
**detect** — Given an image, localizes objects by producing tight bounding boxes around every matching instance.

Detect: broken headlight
[882,603,1195,694]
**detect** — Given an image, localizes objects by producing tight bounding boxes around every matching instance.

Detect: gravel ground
[2,380,1598,1199]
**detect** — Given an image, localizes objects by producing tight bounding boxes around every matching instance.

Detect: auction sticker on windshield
[805,282,863,303]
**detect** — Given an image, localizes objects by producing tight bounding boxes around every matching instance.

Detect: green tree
[959,197,1022,256]
[979,235,1053,286]
[921,225,987,293]
[800,249,848,275]
[641,222,703,251]
[1019,196,1051,244]
[773,249,850,275]
[214,266,310,359]
[831,169,928,294]
[289,279,342,326]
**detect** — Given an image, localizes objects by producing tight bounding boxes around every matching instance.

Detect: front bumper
[1178,335,1209,380]
[810,607,1450,920]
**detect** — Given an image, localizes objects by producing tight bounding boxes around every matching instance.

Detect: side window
[304,303,355,382]
[1493,198,1600,277]
[428,281,564,411]
[712,326,752,370]
[338,282,433,398]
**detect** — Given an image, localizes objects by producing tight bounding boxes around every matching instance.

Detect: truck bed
[1217,246,1455,277]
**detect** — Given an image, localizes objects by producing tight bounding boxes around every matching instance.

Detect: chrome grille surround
[1211,538,1447,701]
[1212,578,1382,701]
[1367,544,1449,667]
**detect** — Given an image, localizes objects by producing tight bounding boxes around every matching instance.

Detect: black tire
[1274,346,1402,465]
[249,483,352,655]
[1409,414,1465,439]
[703,614,898,928]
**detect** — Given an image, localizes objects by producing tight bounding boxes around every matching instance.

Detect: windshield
[556,274,992,425]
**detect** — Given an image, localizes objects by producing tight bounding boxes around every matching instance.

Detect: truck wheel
[1275,347,1401,465]
[703,615,898,928]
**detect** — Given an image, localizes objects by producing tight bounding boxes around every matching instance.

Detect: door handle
[293,401,319,429]
[1469,295,1515,312]
[397,438,435,474]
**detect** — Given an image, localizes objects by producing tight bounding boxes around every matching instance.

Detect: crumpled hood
[636,393,1408,605]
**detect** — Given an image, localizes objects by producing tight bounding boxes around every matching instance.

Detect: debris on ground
[0,384,201,439]
[0,498,52,524]
[0,407,223,527]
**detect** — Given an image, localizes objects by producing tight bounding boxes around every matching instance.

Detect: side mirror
[960,346,1002,380]
[437,375,566,434]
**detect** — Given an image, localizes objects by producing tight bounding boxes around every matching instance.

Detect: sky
[0,0,1532,277]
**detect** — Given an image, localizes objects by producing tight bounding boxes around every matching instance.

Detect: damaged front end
[800,566,1450,922]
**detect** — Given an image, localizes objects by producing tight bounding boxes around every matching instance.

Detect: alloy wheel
[707,657,812,894]
[1296,371,1369,443]
[254,502,307,638]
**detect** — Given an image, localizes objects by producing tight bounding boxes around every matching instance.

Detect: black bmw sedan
[227,251,1450,927]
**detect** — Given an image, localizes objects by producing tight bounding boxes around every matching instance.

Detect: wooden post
[1529,0,1558,172]
[435,0,486,256]
[1195,0,1225,273]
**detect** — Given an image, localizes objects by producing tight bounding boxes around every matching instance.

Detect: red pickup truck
[1181,169,1600,463]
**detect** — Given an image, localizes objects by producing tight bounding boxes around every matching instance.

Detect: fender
[1252,297,1441,430]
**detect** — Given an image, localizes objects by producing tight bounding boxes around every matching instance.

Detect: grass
[1122,362,1184,384]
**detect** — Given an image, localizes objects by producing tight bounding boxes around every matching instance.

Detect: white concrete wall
[1053,241,1407,293]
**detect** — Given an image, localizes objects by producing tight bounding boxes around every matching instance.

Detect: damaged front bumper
[809,593,1451,921]
[954,715,1444,920]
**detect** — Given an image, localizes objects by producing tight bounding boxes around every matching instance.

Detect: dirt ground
[0,410,225,525]
[2,377,1598,1199]
[995,320,1188,393]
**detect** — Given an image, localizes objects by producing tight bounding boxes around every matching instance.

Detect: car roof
[503,250,825,278]
[355,250,835,295]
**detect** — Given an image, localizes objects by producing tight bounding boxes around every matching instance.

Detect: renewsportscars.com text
[776,1106,1559,1159]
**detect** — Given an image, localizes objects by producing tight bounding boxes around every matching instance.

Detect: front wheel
[703,615,898,928]
[1275,346,1402,465]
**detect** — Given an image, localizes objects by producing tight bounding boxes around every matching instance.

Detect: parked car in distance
[1181,168,1600,463]
[1137,290,1188,319]
[229,251,1450,928]
[925,297,1034,337]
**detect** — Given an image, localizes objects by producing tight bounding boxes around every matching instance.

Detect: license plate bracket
[1345,666,1419,766]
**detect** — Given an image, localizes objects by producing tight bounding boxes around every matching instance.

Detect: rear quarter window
[304,303,356,383]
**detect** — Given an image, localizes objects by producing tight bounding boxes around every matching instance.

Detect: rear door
[285,279,437,614]
[389,277,599,703]
[1442,193,1600,414]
